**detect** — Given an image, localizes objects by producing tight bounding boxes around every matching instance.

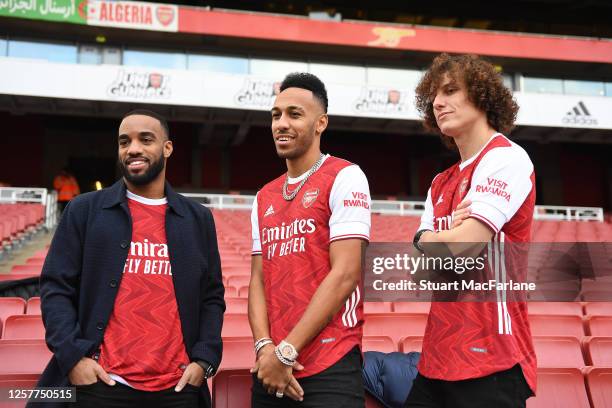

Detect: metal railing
[0,187,58,230]
[181,193,605,222]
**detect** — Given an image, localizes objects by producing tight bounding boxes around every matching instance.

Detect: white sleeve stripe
[251,251,262,255]
[470,213,499,233]
[330,234,370,242]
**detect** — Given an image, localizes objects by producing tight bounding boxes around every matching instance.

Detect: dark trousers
[404,364,532,408]
[74,381,199,408]
[252,346,364,408]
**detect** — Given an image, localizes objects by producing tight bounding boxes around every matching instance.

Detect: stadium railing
[181,193,605,222]
[0,187,58,231]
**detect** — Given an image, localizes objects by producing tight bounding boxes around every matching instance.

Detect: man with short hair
[406,53,536,407]
[249,72,371,407]
[34,109,225,408]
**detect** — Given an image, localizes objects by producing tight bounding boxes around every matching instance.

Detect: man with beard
[249,73,371,407]
[33,110,225,408]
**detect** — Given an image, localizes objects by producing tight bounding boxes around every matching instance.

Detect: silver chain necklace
[282,153,325,201]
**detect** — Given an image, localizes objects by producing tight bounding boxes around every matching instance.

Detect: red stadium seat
[220,337,255,370]
[526,368,590,408]
[362,336,396,353]
[25,297,41,315]
[532,336,585,368]
[0,273,39,282]
[587,316,612,336]
[585,302,612,317]
[212,368,252,408]
[225,298,248,314]
[224,286,238,298]
[392,302,431,314]
[363,302,392,314]
[399,336,424,353]
[227,276,250,290]
[528,315,585,339]
[2,315,45,340]
[584,336,612,366]
[238,286,249,298]
[0,297,26,333]
[221,314,251,338]
[527,302,582,317]
[364,314,427,345]
[0,340,51,374]
[10,265,42,275]
[585,367,612,408]
[0,374,40,408]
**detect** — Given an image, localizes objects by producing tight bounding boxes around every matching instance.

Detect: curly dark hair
[415,53,519,149]
[280,72,328,113]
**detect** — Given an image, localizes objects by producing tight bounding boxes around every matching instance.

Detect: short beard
[118,153,165,186]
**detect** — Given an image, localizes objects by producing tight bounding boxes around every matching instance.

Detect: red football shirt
[417,133,537,394]
[252,155,371,378]
[98,191,190,391]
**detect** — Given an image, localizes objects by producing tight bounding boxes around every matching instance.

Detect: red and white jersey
[99,191,190,391]
[252,155,371,378]
[417,133,537,394]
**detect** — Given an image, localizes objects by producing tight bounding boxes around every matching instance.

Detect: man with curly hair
[407,54,536,407]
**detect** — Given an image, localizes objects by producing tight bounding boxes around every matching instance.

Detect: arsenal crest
[459,178,469,196]
[302,188,319,208]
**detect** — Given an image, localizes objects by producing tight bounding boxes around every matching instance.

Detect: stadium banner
[1,58,612,129]
[364,242,612,302]
[177,8,612,64]
[0,0,87,24]
[86,0,178,32]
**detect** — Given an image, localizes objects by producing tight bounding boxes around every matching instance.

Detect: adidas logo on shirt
[562,101,598,125]
[264,205,275,217]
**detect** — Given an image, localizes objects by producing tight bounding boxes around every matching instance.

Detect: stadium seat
[586,316,612,336]
[392,302,431,314]
[526,368,590,408]
[225,298,248,314]
[10,265,42,275]
[0,339,51,374]
[2,315,45,340]
[527,302,582,317]
[585,367,612,408]
[399,336,424,353]
[220,337,255,369]
[221,314,251,338]
[0,373,40,408]
[227,275,250,290]
[224,286,238,298]
[528,315,585,339]
[0,273,40,282]
[0,297,26,332]
[363,314,427,345]
[238,286,249,298]
[362,336,396,353]
[585,302,612,317]
[25,297,41,315]
[584,336,612,366]
[532,336,585,368]
[212,368,252,408]
[363,302,392,314]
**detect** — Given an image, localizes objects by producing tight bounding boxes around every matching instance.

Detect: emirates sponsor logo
[302,188,319,208]
[262,218,316,259]
[563,101,598,126]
